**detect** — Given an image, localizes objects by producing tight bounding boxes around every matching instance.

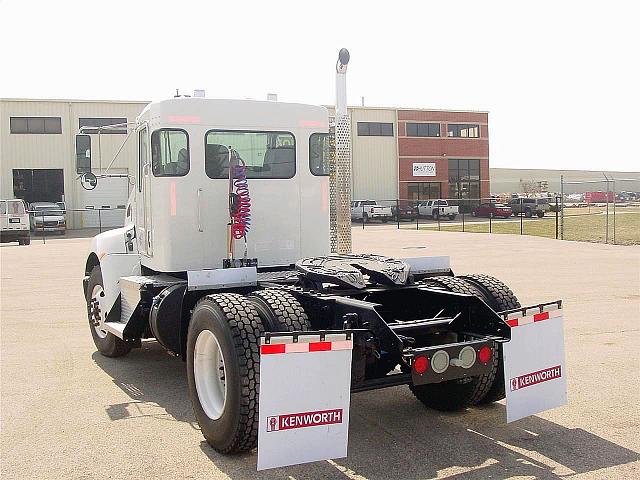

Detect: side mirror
[76,134,92,174]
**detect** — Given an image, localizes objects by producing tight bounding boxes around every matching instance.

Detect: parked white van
[0,199,31,245]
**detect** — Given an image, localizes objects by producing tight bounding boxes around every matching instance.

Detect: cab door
[136,126,153,256]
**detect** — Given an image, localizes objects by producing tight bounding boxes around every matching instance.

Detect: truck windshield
[205,130,295,179]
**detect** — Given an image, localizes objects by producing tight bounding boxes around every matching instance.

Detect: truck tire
[537,210,544,218]
[187,293,263,454]
[248,289,311,332]
[363,213,369,223]
[432,210,440,220]
[449,214,457,220]
[458,274,521,404]
[525,208,532,218]
[411,276,498,410]
[86,266,132,358]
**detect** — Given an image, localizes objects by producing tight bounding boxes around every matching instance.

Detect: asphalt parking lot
[1,229,639,479]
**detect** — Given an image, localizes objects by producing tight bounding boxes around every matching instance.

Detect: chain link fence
[28,207,125,244]
[353,186,639,246]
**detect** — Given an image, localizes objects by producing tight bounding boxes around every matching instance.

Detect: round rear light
[431,350,450,374]
[478,346,493,364]
[458,346,476,369]
[413,356,429,375]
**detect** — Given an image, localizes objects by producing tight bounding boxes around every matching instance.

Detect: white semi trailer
[77,50,565,457]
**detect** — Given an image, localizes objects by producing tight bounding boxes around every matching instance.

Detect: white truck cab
[79,98,331,315]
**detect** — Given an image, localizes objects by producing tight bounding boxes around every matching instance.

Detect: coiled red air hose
[231,164,251,239]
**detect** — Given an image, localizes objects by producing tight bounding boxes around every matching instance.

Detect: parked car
[29,202,67,234]
[391,202,418,221]
[417,200,458,220]
[510,198,549,218]
[0,199,30,245]
[351,201,393,223]
[471,203,512,218]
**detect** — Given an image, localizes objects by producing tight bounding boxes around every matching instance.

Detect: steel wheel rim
[90,285,108,339]
[194,329,227,420]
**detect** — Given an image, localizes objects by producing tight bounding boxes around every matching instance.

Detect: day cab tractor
[77,50,563,458]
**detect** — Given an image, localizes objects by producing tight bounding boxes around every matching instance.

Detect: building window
[407,182,441,201]
[151,129,190,177]
[10,117,62,134]
[205,130,296,179]
[406,122,440,137]
[79,117,127,134]
[447,124,479,138]
[448,159,481,211]
[357,122,393,136]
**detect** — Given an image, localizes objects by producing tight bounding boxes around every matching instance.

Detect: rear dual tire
[411,275,520,410]
[187,289,308,454]
[187,293,263,454]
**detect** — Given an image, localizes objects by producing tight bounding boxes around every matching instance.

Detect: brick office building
[330,106,490,209]
[397,109,489,204]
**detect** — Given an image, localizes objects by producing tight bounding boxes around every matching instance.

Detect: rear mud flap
[502,303,567,422]
[257,332,353,471]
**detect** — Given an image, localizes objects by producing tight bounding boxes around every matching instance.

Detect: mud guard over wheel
[187,293,263,453]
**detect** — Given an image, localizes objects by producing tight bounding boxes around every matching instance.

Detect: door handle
[197,188,203,232]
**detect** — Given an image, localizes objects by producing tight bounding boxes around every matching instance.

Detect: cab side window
[151,129,190,177]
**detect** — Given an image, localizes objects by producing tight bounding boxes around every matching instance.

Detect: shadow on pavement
[93,342,639,480]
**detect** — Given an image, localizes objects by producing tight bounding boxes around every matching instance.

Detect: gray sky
[1,0,638,171]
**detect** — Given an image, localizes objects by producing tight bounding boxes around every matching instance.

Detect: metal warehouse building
[1,98,489,228]
[0,98,147,229]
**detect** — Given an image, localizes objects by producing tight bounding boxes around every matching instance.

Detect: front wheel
[525,208,532,218]
[537,211,545,218]
[448,214,456,220]
[86,266,132,357]
[187,293,263,454]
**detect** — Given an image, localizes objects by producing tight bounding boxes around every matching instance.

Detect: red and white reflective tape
[504,307,562,327]
[261,338,353,355]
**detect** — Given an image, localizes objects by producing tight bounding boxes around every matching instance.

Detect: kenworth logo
[510,365,562,391]
[266,409,343,432]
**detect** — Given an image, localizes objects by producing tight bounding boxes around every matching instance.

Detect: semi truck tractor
[78,50,564,459]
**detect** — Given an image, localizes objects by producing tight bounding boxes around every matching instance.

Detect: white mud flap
[502,303,567,422]
[257,333,352,471]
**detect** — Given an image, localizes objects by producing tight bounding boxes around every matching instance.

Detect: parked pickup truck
[510,198,549,218]
[351,200,393,223]
[418,200,459,220]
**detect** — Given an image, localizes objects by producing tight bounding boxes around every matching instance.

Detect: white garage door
[79,169,130,228]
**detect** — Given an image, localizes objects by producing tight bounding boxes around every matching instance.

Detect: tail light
[370,208,374,213]
[413,356,429,375]
[478,346,493,364]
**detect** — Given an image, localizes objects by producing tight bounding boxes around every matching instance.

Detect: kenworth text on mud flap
[77,49,566,465]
